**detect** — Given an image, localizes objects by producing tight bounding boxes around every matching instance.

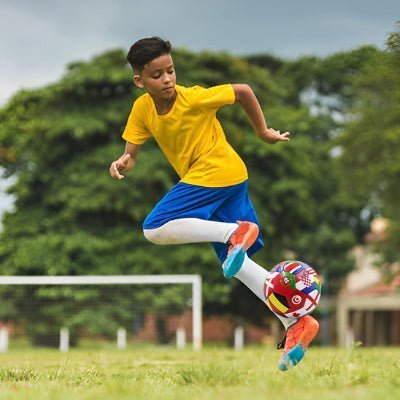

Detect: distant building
[337,218,400,347]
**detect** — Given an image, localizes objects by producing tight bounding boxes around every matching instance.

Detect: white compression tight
[143,218,238,245]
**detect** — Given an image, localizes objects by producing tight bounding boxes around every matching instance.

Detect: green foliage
[0,44,371,342]
[312,46,380,106]
[337,22,400,268]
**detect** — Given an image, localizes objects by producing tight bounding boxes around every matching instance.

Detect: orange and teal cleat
[278,315,319,371]
[222,221,259,279]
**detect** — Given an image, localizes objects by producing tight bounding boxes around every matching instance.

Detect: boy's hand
[110,154,131,180]
[259,128,290,144]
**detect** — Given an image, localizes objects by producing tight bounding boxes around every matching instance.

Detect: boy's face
[134,54,176,101]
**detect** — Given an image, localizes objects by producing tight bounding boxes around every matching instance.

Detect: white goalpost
[0,275,202,351]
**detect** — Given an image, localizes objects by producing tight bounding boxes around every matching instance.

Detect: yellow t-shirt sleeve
[122,97,152,145]
[191,84,235,110]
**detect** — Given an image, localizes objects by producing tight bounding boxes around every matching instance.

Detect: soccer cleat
[278,315,319,371]
[222,221,259,279]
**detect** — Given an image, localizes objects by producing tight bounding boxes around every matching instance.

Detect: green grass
[0,346,399,399]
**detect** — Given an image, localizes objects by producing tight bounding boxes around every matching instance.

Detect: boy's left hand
[259,128,290,144]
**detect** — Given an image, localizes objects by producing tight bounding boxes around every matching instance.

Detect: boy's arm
[232,84,290,144]
[109,142,142,180]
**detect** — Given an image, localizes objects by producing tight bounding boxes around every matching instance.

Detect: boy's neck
[152,91,177,115]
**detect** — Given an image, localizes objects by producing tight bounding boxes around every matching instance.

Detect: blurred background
[0,0,399,350]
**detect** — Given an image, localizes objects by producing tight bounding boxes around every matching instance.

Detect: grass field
[0,346,399,400]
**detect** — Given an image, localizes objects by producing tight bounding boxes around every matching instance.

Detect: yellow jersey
[122,84,248,187]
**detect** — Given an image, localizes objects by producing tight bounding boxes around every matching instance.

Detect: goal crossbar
[0,275,202,350]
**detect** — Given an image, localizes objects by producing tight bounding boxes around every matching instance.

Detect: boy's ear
[133,75,144,88]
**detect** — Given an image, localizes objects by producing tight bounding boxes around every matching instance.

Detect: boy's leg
[231,254,319,371]
[144,218,238,245]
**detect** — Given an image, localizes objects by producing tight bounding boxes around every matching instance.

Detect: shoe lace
[277,335,286,350]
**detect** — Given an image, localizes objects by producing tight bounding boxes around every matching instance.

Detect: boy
[109,37,318,370]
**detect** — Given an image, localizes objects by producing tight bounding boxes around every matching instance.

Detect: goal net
[0,275,202,351]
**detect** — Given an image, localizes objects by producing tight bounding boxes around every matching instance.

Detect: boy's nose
[163,73,172,83]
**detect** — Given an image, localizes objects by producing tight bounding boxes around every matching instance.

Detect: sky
[0,0,399,213]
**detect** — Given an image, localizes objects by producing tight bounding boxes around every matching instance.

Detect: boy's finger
[116,168,124,178]
[112,164,123,179]
[122,154,131,164]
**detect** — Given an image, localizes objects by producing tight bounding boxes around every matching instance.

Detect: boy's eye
[151,69,174,79]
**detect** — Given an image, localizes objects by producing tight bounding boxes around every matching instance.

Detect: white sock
[143,218,238,245]
[235,254,268,301]
[234,254,298,331]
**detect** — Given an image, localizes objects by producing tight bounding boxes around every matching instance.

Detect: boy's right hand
[109,154,131,180]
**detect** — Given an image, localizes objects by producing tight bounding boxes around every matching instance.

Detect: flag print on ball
[264,261,321,318]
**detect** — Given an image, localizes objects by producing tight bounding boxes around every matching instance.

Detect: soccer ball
[263,261,321,318]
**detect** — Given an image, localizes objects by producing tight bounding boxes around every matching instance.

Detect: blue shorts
[143,180,264,263]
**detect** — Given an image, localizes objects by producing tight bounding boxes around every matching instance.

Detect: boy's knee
[143,227,166,245]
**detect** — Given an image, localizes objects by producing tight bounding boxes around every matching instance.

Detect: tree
[0,47,361,342]
[337,23,400,271]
